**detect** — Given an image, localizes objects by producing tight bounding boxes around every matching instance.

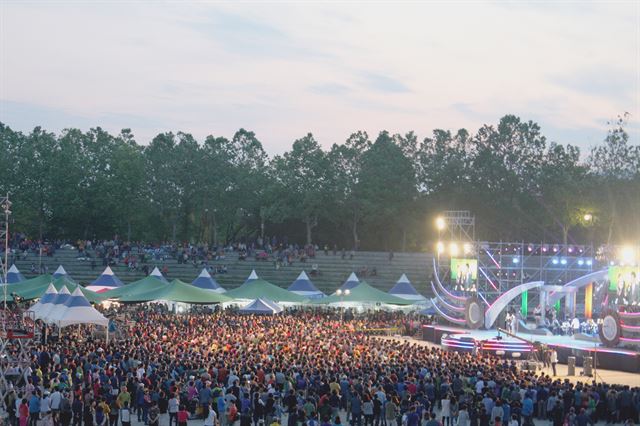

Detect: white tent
[27,284,57,317]
[37,286,72,321]
[49,287,109,328]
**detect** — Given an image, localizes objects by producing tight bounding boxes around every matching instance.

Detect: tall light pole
[1,195,12,311]
[336,289,351,322]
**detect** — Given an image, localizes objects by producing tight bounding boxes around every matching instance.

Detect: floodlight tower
[434,211,476,270]
[0,195,36,413]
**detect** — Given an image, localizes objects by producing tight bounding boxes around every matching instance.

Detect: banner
[450,258,477,291]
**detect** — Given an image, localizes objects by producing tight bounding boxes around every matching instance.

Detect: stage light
[463,243,472,254]
[436,241,445,254]
[568,246,573,254]
[619,245,637,265]
[542,245,548,253]
[449,242,460,257]
[586,259,593,266]
[577,259,584,266]
[512,257,519,264]
[610,261,615,266]
[552,258,559,265]
[560,258,567,265]
[527,245,533,252]
[584,213,593,222]
[435,217,446,230]
[553,245,559,253]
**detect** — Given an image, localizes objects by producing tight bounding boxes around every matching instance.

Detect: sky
[1,1,638,154]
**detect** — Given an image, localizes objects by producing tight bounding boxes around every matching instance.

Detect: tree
[272,133,330,245]
[357,131,417,250]
[327,131,371,249]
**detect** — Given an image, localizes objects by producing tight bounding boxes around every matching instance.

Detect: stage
[422,324,640,373]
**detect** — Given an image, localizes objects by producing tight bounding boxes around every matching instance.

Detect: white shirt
[168,398,179,413]
[50,391,62,410]
[40,396,51,413]
[120,408,131,423]
[204,409,217,426]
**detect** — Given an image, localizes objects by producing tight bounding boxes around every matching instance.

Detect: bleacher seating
[11,248,435,296]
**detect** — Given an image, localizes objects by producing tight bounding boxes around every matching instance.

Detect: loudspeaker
[568,356,576,376]
[583,356,593,376]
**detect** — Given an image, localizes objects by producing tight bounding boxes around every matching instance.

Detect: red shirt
[177,410,189,422]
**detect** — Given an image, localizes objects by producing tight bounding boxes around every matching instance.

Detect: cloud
[549,66,636,101]
[360,72,411,93]
[309,83,351,96]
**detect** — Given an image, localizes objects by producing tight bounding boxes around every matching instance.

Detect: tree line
[0,114,638,251]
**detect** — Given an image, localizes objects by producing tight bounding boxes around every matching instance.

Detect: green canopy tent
[315,281,415,306]
[118,279,232,304]
[3,275,107,303]
[102,276,168,300]
[225,279,308,304]
[2,274,53,301]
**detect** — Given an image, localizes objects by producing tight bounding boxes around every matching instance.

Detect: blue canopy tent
[191,268,226,293]
[52,265,76,284]
[2,264,25,283]
[288,271,325,299]
[149,267,169,283]
[86,266,124,293]
[238,298,283,315]
[339,272,360,291]
[388,274,427,301]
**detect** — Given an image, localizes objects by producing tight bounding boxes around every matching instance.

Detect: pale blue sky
[1,1,638,154]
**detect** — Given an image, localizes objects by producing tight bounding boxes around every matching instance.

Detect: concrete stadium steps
[11,248,435,296]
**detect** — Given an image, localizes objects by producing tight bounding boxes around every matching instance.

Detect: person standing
[148,401,160,426]
[19,398,29,426]
[205,403,218,426]
[169,393,180,426]
[550,349,558,377]
[120,402,131,426]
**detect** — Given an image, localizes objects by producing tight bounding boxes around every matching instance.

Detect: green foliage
[0,113,638,250]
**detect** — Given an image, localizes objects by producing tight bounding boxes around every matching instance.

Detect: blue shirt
[29,396,41,414]
[522,398,534,416]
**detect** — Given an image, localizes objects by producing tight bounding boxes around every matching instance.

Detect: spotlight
[577,259,584,266]
[552,258,559,265]
[435,217,446,231]
[560,258,567,265]
[584,213,593,222]
[586,259,593,266]
[553,245,559,253]
[512,257,519,264]
[568,247,573,254]
[449,242,460,257]
[542,245,548,253]
[527,245,533,252]
[619,245,637,265]
[436,241,445,254]
[463,243,473,254]
[609,261,615,266]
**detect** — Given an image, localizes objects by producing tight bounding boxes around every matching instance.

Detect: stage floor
[421,324,640,373]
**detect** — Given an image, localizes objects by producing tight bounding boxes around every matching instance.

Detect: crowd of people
[3,308,640,426]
